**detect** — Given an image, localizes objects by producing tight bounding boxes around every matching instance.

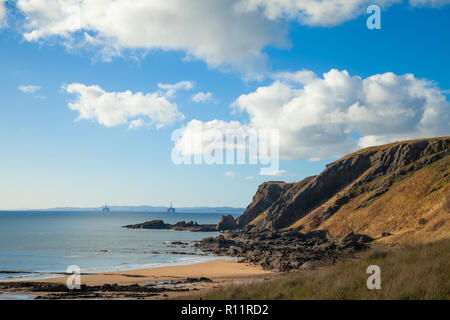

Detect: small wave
[0,272,64,282]
[0,255,238,281]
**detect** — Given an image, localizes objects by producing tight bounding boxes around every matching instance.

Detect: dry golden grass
[249,210,268,225]
[185,239,450,300]
[293,155,450,245]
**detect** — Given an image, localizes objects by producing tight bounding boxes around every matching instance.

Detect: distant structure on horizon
[102,204,110,214]
[167,202,176,213]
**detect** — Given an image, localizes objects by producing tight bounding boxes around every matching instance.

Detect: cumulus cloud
[18,85,41,94]
[273,69,318,85]
[236,0,401,26]
[236,0,450,26]
[15,0,287,71]
[12,0,450,71]
[409,0,450,7]
[158,81,194,97]
[191,92,213,103]
[173,119,255,157]
[176,69,449,160]
[235,69,449,159]
[0,0,6,27]
[64,83,184,128]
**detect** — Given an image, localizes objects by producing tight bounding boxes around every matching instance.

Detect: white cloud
[18,85,42,94]
[236,0,401,26]
[262,169,290,176]
[176,69,449,160]
[225,171,235,177]
[236,0,450,26]
[245,176,255,180]
[409,0,450,7]
[128,119,145,130]
[64,83,184,128]
[273,69,318,85]
[158,81,194,97]
[191,92,213,103]
[12,0,450,72]
[15,0,287,72]
[235,69,449,159]
[0,0,6,27]
[173,119,254,157]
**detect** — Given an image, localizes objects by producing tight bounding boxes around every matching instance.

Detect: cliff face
[238,137,450,243]
[236,181,295,227]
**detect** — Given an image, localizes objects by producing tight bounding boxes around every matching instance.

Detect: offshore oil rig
[167,202,176,213]
[102,204,110,214]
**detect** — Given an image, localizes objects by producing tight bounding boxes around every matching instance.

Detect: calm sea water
[0,211,235,281]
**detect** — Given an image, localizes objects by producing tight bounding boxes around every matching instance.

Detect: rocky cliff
[236,181,297,227]
[237,137,450,244]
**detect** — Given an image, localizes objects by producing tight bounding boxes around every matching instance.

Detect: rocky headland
[123,214,238,232]
[197,137,450,271]
[123,137,449,272]
[123,220,217,232]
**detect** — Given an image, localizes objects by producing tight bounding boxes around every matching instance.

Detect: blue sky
[0,1,449,209]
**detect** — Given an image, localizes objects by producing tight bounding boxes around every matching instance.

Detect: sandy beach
[0,260,275,300]
[41,260,273,286]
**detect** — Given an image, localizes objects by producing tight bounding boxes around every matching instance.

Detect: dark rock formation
[184,277,212,283]
[124,220,169,229]
[217,215,237,230]
[0,278,213,299]
[170,241,188,245]
[340,232,374,244]
[196,229,373,271]
[123,220,217,232]
[339,232,374,250]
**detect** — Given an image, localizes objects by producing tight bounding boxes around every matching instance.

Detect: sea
[0,211,237,282]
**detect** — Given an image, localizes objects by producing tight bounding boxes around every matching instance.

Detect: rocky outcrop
[123,220,217,232]
[0,278,213,299]
[238,137,450,231]
[196,229,373,271]
[217,215,237,230]
[124,220,169,229]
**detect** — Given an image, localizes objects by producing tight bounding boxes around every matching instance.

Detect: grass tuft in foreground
[187,239,450,300]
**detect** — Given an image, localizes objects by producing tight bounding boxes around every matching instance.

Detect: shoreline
[0,255,238,282]
[0,260,276,300]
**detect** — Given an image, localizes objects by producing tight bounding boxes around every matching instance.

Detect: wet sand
[0,260,275,300]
